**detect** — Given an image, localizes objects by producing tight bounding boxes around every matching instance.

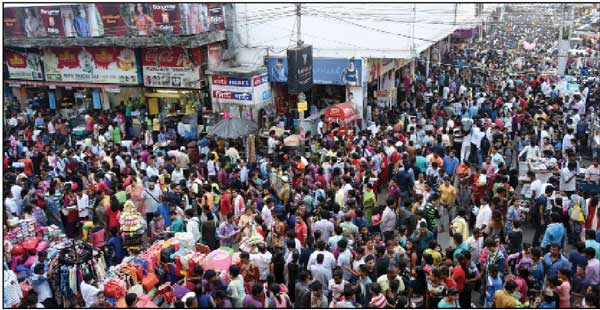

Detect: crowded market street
[3,2,600,309]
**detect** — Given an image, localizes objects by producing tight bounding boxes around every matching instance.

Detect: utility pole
[296,3,306,139]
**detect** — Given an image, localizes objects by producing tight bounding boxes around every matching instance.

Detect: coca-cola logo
[144,49,175,66]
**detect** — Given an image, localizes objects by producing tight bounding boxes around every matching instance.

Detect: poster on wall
[119,3,180,36]
[141,47,202,89]
[207,4,225,31]
[5,50,44,81]
[208,42,223,67]
[267,57,362,86]
[179,4,209,35]
[96,3,126,37]
[60,4,104,37]
[3,8,25,38]
[40,7,64,36]
[151,4,180,35]
[18,7,47,38]
[43,47,139,84]
[287,44,313,94]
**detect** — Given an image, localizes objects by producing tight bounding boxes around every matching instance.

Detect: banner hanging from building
[287,44,313,94]
[141,47,202,88]
[5,50,44,81]
[59,4,104,38]
[268,57,362,86]
[42,47,139,84]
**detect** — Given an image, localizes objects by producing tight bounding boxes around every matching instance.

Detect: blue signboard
[268,57,362,86]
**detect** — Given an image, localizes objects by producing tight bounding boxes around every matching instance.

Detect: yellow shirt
[438,184,456,206]
[451,217,469,245]
[494,290,518,308]
[424,249,443,267]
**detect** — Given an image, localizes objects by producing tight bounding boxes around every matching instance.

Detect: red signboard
[3,8,25,38]
[151,3,180,35]
[6,52,27,69]
[96,3,126,37]
[207,4,225,31]
[51,47,81,69]
[40,6,64,37]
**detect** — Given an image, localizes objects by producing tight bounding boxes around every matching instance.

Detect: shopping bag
[142,272,159,292]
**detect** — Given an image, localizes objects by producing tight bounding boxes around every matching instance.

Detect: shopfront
[140,46,208,135]
[267,56,365,122]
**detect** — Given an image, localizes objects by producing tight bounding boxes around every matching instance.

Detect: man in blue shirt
[543,243,571,279]
[157,198,172,227]
[443,150,459,177]
[108,227,126,266]
[541,213,565,250]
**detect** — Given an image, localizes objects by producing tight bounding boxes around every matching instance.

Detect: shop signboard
[141,47,202,89]
[40,6,64,37]
[268,56,362,86]
[287,44,313,94]
[5,50,44,81]
[118,3,179,36]
[211,74,270,105]
[43,47,139,84]
[14,7,47,38]
[179,4,209,35]
[208,42,223,67]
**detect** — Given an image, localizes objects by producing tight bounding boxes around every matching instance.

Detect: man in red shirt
[452,254,467,307]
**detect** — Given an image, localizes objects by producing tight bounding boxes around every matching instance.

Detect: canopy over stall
[208,118,259,139]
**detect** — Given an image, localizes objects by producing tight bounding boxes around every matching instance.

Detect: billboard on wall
[59,4,104,37]
[43,47,139,84]
[5,50,44,81]
[268,57,362,86]
[96,3,126,37]
[178,4,209,35]
[39,7,64,37]
[142,47,202,89]
[287,45,313,94]
[4,3,221,39]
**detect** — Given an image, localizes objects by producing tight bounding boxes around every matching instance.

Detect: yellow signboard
[297,101,308,112]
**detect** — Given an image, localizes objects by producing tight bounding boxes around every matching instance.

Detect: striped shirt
[369,293,387,308]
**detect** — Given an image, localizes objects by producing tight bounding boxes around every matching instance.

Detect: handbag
[173,283,190,299]
[142,272,159,292]
[104,279,126,298]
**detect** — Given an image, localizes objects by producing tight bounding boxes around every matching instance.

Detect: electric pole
[296,3,306,139]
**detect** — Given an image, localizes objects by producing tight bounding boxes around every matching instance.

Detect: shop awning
[4,80,121,89]
[208,118,259,139]
[324,101,359,124]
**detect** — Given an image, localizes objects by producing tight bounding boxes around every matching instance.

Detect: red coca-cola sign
[142,47,191,67]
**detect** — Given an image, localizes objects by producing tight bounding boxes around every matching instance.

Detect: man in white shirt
[4,191,19,219]
[76,188,90,220]
[466,228,484,263]
[261,198,274,230]
[560,161,578,195]
[80,274,100,308]
[519,140,541,161]
[475,197,492,231]
[250,244,272,281]
[184,208,201,244]
[143,181,162,222]
[562,128,576,153]
[308,240,337,270]
[312,210,335,242]
[586,160,600,184]
[267,133,279,155]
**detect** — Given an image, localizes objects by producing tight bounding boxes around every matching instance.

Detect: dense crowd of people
[4,5,600,309]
